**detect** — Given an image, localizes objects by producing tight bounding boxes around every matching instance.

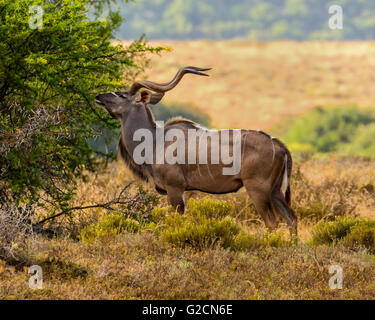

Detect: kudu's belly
[183,164,243,194]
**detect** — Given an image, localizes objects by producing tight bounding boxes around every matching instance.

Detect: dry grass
[2,41,375,299]
[2,233,375,300]
[1,157,375,300]
[139,41,375,129]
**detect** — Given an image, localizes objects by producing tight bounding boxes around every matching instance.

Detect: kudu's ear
[149,92,165,105]
[136,90,152,104]
[136,90,164,105]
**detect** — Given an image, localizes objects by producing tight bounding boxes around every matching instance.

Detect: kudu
[96,66,297,235]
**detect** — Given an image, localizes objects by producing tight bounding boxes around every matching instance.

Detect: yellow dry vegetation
[139,41,375,129]
[2,41,375,299]
[2,157,375,299]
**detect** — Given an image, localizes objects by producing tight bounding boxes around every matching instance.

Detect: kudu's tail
[257,133,293,206]
[271,134,293,207]
[285,185,291,206]
[281,152,292,206]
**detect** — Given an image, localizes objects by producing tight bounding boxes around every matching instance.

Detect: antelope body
[96,66,297,234]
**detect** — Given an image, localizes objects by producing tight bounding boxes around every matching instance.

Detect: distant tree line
[116,0,375,40]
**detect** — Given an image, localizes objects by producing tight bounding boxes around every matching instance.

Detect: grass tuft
[79,213,141,243]
[312,218,375,253]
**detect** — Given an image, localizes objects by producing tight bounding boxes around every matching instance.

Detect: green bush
[233,231,289,250]
[161,213,240,249]
[158,197,290,250]
[149,206,176,223]
[0,0,164,210]
[159,198,237,249]
[187,197,234,219]
[311,218,359,245]
[79,197,292,251]
[232,232,263,250]
[142,207,173,236]
[340,123,375,158]
[311,218,375,253]
[282,106,375,156]
[343,222,375,254]
[79,213,141,243]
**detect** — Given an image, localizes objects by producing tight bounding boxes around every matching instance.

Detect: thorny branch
[0,103,74,156]
[33,182,135,226]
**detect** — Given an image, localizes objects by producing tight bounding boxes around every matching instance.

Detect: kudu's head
[95,66,211,119]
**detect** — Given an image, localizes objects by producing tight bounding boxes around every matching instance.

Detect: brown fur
[117,135,149,182]
[97,66,297,235]
[144,105,157,127]
[165,116,198,128]
[116,115,199,183]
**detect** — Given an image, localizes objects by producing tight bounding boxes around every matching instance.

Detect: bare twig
[33,182,134,226]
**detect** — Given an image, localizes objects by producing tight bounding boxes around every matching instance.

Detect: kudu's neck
[121,105,156,154]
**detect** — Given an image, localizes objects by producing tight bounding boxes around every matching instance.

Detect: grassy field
[2,157,375,299]
[2,42,375,300]
[143,41,375,130]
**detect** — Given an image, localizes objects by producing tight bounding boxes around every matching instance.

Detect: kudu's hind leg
[270,159,298,237]
[244,181,279,231]
[271,189,298,237]
[166,187,185,214]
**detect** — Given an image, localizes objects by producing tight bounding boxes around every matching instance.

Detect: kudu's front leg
[166,187,185,214]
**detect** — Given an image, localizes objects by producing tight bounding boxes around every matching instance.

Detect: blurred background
[116,0,375,41]
[93,0,375,159]
[3,0,375,299]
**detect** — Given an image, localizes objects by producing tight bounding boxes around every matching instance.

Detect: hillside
[139,41,375,130]
[117,0,375,41]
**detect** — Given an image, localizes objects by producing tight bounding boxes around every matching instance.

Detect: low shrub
[79,213,141,243]
[187,197,234,220]
[311,217,359,245]
[0,206,34,264]
[311,217,375,253]
[79,197,292,250]
[143,207,174,236]
[160,198,237,249]
[343,221,375,254]
[233,231,290,250]
[149,206,173,224]
[161,213,240,249]
[159,197,290,250]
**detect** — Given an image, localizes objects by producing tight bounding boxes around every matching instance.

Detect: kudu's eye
[117,92,128,99]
